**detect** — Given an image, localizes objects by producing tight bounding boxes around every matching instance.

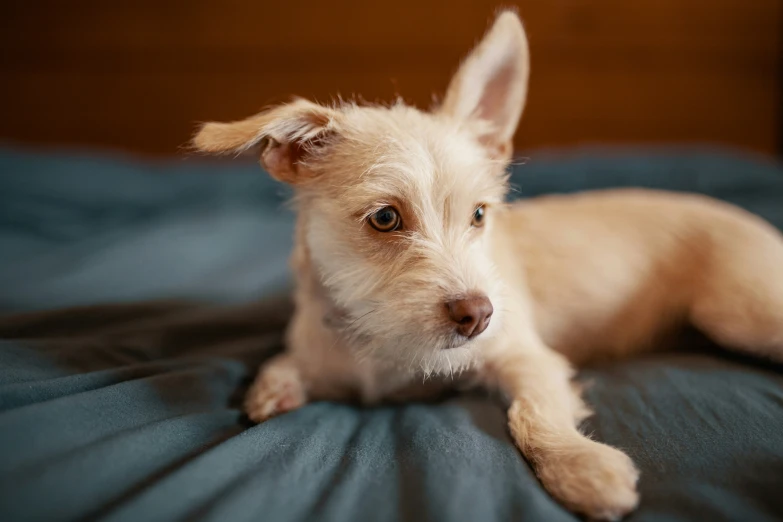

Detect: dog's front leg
[244,353,307,423]
[484,340,639,520]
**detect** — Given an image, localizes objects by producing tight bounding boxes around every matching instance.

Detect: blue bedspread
[1,146,782,522]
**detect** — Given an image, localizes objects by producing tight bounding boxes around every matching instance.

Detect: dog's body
[193,11,783,521]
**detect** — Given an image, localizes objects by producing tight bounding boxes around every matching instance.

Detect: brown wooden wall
[1,1,781,157]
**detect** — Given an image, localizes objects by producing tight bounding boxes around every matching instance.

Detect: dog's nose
[447,295,493,339]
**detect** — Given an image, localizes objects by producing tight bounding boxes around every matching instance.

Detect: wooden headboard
[1,1,780,157]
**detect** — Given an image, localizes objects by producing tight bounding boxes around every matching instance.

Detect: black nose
[447,295,493,339]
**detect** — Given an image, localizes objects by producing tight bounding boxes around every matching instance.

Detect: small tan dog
[192,10,783,521]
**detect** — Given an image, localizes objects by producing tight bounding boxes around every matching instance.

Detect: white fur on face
[300,104,509,376]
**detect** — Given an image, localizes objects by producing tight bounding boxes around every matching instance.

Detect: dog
[191,10,783,520]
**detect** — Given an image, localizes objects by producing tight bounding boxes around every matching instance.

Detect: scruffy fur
[192,11,783,521]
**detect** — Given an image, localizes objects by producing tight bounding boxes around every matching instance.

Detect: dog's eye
[369,206,401,232]
[472,205,486,227]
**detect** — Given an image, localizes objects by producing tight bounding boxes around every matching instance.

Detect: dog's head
[193,11,529,375]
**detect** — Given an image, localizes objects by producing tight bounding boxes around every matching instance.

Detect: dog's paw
[536,439,640,521]
[244,362,306,423]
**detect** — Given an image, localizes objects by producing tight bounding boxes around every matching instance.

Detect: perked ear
[439,10,530,161]
[191,98,338,184]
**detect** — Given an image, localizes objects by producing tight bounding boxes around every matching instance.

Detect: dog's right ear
[192,99,338,184]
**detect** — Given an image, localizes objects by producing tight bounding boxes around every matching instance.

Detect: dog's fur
[192,11,783,520]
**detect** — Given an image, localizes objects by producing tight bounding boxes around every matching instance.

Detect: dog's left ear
[439,10,530,161]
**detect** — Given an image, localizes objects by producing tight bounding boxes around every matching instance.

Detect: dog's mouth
[326,313,470,347]
[318,291,488,355]
[444,333,473,350]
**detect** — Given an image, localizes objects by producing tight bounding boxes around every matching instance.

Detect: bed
[1,145,783,522]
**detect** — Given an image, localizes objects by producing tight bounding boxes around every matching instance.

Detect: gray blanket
[1,146,783,522]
